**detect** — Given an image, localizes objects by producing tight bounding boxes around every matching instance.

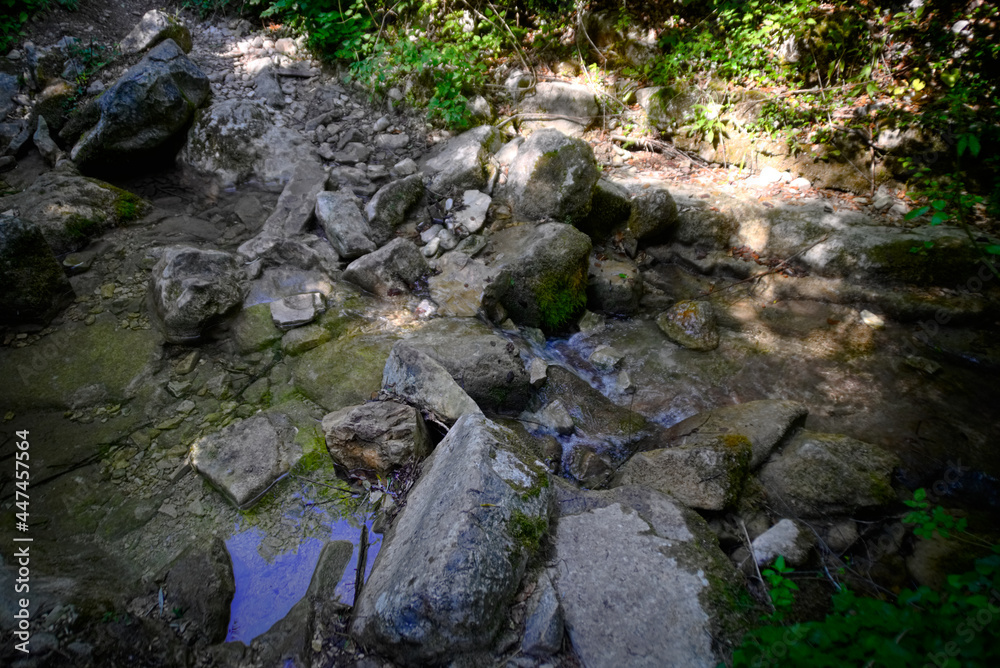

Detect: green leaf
[958,135,968,157]
[967,134,981,157]
[905,206,930,220]
[984,245,1000,255]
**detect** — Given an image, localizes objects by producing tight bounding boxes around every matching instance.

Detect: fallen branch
[701,234,829,296]
[609,133,702,163]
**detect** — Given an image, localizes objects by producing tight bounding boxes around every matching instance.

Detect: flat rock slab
[191,412,300,508]
[381,341,481,424]
[663,399,808,469]
[351,414,551,664]
[552,484,741,668]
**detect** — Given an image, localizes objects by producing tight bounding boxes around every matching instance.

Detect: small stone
[159,503,178,518]
[393,157,418,176]
[453,190,491,234]
[270,293,324,330]
[100,283,116,299]
[84,314,96,325]
[616,369,634,394]
[758,166,782,184]
[589,345,623,371]
[529,357,548,388]
[860,310,885,329]
[174,351,200,375]
[789,177,811,190]
[577,310,605,334]
[167,380,192,398]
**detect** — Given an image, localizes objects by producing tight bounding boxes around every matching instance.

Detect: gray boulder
[616,435,752,510]
[71,39,210,170]
[350,414,551,664]
[627,186,678,245]
[191,412,300,508]
[314,190,375,259]
[664,399,808,469]
[520,81,599,136]
[404,318,532,414]
[521,571,564,658]
[120,9,193,54]
[365,174,424,246]
[758,430,900,517]
[482,222,591,330]
[506,128,599,224]
[179,99,312,188]
[251,59,285,109]
[342,238,429,298]
[0,73,17,119]
[421,125,502,194]
[381,341,482,424]
[552,484,742,667]
[587,253,642,316]
[427,251,502,318]
[1,162,150,254]
[656,300,720,351]
[161,539,234,644]
[576,177,632,240]
[322,401,430,473]
[0,216,74,324]
[259,159,327,237]
[150,246,245,343]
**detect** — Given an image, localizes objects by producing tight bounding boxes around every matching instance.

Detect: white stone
[453,190,491,234]
[860,310,885,329]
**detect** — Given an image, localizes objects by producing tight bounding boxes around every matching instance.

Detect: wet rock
[365,174,424,246]
[281,323,332,355]
[404,318,532,414]
[454,189,491,234]
[180,99,312,188]
[381,341,482,424]
[342,238,429,298]
[351,414,551,664]
[617,434,752,510]
[627,186,678,245]
[0,73,17,119]
[120,9,192,54]
[656,300,720,351]
[71,39,210,171]
[314,190,375,259]
[525,399,575,435]
[587,254,642,316]
[270,292,324,330]
[150,246,245,344]
[162,538,234,643]
[662,399,807,469]
[291,331,397,412]
[529,358,548,388]
[421,125,502,194]
[758,430,900,517]
[191,412,300,508]
[567,445,614,488]
[233,303,282,353]
[322,400,430,473]
[2,162,149,254]
[483,222,591,331]
[520,81,599,136]
[0,216,74,324]
[751,519,815,567]
[521,571,563,658]
[506,129,599,224]
[552,484,741,667]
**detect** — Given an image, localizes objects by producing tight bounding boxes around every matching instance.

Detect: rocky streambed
[2,9,1000,668]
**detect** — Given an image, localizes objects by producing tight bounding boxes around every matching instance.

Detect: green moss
[534,265,587,331]
[867,238,979,286]
[92,181,150,225]
[65,213,104,240]
[509,510,548,553]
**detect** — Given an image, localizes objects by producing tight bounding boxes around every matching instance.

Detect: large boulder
[342,238,429,298]
[421,125,502,195]
[322,401,430,473]
[616,435,753,510]
[663,399,808,469]
[314,190,375,259]
[586,253,642,316]
[482,222,592,330]
[1,162,150,254]
[519,81,600,136]
[191,412,300,508]
[551,484,743,667]
[0,216,74,324]
[656,300,720,352]
[150,246,245,343]
[404,318,532,414]
[506,129,599,224]
[758,430,900,517]
[120,9,193,55]
[71,39,210,171]
[381,341,482,424]
[351,414,551,664]
[365,174,425,246]
[178,99,311,188]
[161,539,234,644]
[627,186,678,245]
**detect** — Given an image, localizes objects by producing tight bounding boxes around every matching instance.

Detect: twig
[702,234,829,296]
[740,519,775,615]
[354,524,369,604]
[609,133,700,162]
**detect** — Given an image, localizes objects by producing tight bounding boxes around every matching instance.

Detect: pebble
[860,310,885,329]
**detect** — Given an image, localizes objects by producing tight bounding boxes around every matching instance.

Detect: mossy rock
[0,216,74,324]
[291,330,399,412]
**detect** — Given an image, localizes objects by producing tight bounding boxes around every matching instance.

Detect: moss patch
[509,510,548,553]
[534,265,587,331]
